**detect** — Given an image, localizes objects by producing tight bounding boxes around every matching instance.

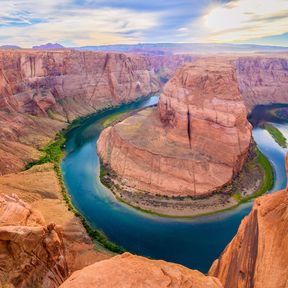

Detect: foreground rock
[97,59,252,206]
[60,252,223,288]
[0,194,68,287]
[0,164,111,274]
[209,157,288,288]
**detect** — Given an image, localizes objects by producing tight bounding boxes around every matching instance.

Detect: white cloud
[0,0,160,46]
[201,0,288,42]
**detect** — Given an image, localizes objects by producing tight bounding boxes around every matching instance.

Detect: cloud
[0,0,161,46]
[0,0,287,46]
[200,0,288,42]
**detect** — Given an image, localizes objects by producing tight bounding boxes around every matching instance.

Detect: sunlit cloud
[0,0,287,47]
[201,0,288,43]
[0,0,160,46]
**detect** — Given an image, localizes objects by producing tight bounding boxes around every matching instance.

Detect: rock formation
[0,194,68,288]
[0,163,111,274]
[0,49,192,175]
[208,156,288,288]
[60,252,223,288]
[236,56,288,110]
[97,59,252,198]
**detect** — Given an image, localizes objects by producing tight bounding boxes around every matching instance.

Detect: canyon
[97,55,288,215]
[59,157,288,288]
[1,161,287,287]
[0,49,288,287]
[0,49,191,175]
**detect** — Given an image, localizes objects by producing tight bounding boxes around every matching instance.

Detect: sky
[0,0,287,47]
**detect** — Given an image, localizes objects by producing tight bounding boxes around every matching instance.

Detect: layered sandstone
[0,164,111,275]
[236,56,288,110]
[0,194,68,288]
[208,157,288,288]
[60,252,223,288]
[0,49,163,175]
[97,59,252,198]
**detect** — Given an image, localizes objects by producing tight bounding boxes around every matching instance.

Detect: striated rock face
[236,56,288,110]
[0,50,192,176]
[60,252,223,288]
[97,59,252,197]
[0,50,160,116]
[0,194,68,288]
[208,186,288,287]
[0,163,111,274]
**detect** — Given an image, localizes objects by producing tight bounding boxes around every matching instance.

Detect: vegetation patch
[231,146,274,203]
[101,112,127,128]
[261,123,287,148]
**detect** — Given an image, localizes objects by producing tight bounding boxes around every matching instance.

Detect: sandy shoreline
[114,189,239,217]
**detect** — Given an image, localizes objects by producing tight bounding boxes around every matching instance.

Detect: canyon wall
[209,187,288,288]
[97,59,252,197]
[0,50,160,117]
[236,56,288,110]
[0,50,189,175]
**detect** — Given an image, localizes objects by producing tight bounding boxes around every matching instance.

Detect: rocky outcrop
[208,157,288,288]
[0,194,68,288]
[97,59,252,198]
[236,56,288,110]
[0,163,111,274]
[60,252,223,288]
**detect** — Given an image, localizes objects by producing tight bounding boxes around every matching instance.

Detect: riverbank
[24,117,128,254]
[100,141,274,218]
[261,123,287,148]
[22,96,161,255]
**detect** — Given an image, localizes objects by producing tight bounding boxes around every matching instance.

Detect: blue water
[61,96,287,273]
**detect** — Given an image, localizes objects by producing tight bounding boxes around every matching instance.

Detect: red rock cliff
[0,194,68,287]
[236,56,288,110]
[208,157,288,288]
[0,50,162,175]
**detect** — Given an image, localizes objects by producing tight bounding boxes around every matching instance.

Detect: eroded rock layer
[236,56,288,110]
[0,49,163,175]
[208,187,288,288]
[97,59,252,197]
[0,194,68,288]
[60,252,223,288]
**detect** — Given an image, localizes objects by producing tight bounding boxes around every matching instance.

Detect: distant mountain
[77,43,288,54]
[0,45,21,49]
[32,43,65,50]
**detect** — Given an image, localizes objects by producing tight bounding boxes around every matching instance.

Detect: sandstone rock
[208,156,288,288]
[0,49,193,176]
[236,56,288,111]
[60,252,223,288]
[0,194,68,288]
[97,59,252,197]
[0,163,111,276]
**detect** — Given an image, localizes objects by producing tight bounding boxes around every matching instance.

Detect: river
[61,96,287,272]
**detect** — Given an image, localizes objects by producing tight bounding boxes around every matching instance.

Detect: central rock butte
[97,59,252,200]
